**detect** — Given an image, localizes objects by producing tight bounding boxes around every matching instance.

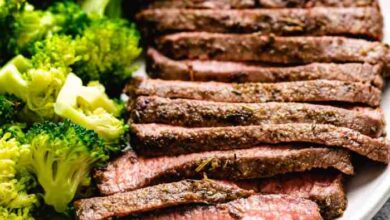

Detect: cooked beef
[156,34,390,65]
[144,0,377,9]
[135,194,322,220]
[146,48,384,88]
[130,123,390,162]
[95,146,353,195]
[75,179,254,220]
[128,78,381,107]
[137,8,383,40]
[235,172,345,219]
[131,96,385,137]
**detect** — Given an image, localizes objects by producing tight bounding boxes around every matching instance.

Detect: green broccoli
[55,73,127,152]
[72,18,142,96]
[22,120,108,213]
[0,94,23,124]
[0,0,89,63]
[77,0,123,18]
[0,130,39,219]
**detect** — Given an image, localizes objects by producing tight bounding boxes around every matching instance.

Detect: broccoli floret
[0,34,79,122]
[73,18,142,96]
[1,1,89,62]
[0,131,39,219]
[55,73,127,152]
[0,94,23,124]
[22,120,108,213]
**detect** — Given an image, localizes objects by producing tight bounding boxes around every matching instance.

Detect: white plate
[133,2,390,219]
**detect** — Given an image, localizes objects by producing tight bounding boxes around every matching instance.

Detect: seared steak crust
[95,146,353,195]
[131,96,385,137]
[75,179,254,220]
[129,78,382,107]
[145,0,377,9]
[157,34,390,65]
[146,48,384,88]
[137,8,383,40]
[136,194,322,220]
[130,123,390,162]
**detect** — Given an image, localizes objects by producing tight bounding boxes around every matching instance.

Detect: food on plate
[75,179,254,220]
[129,78,382,106]
[156,34,390,65]
[146,48,384,87]
[137,7,383,40]
[131,96,385,137]
[134,194,323,220]
[95,147,353,195]
[142,0,378,9]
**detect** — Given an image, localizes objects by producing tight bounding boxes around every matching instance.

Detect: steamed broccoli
[55,73,127,152]
[0,0,89,63]
[72,18,141,96]
[0,94,23,124]
[22,120,108,213]
[0,130,39,219]
[77,0,123,18]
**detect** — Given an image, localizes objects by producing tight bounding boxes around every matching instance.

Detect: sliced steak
[129,78,382,107]
[130,123,390,162]
[137,8,383,40]
[146,48,384,88]
[95,146,353,195]
[157,34,390,65]
[75,179,254,220]
[131,96,385,137]
[145,0,377,9]
[135,194,322,220]
[235,172,345,219]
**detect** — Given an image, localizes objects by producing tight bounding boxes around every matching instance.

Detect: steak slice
[95,146,353,195]
[135,194,322,220]
[137,8,383,40]
[131,96,385,137]
[130,123,390,162]
[146,48,384,88]
[75,179,254,220]
[157,34,390,65]
[145,0,377,9]
[235,172,345,219]
[129,78,382,107]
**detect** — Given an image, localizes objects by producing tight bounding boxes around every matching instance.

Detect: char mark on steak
[137,7,382,40]
[235,172,346,219]
[146,48,384,88]
[75,179,254,220]
[95,146,353,195]
[130,123,390,163]
[131,96,385,137]
[128,78,381,107]
[144,0,377,9]
[134,194,322,220]
[156,34,390,66]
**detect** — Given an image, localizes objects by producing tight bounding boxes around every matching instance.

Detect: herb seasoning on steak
[146,48,384,88]
[157,34,390,65]
[130,123,390,162]
[137,7,382,40]
[129,78,382,107]
[135,194,323,220]
[131,96,385,137]
[95,146,353,195]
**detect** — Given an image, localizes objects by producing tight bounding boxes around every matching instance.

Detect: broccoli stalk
[22,120,108,213]
[55,73,126,145]
[0,130,38,219]
[77,0,123,18]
